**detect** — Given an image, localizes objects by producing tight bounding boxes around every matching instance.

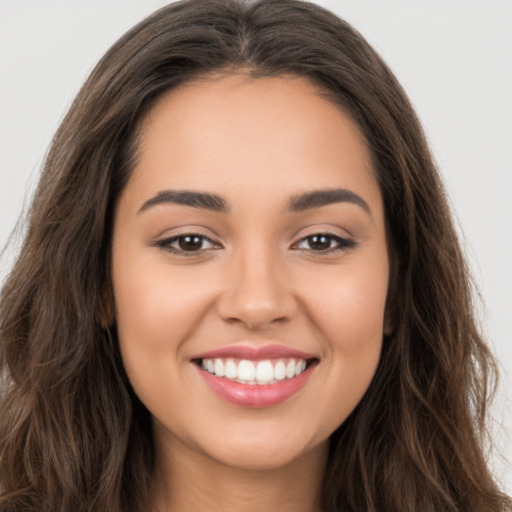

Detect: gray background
[1,0,510,494]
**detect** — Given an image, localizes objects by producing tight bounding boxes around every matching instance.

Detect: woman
[0,1,510,511]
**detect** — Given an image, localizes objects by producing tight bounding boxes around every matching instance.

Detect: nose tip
[219,297,291,330]
[216,254,296,330]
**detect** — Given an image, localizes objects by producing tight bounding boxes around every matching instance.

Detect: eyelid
[152,226,356,256]
[154,232,223,256]
[290,231,356,253]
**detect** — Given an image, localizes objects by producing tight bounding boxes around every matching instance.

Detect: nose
[216,245,297,330]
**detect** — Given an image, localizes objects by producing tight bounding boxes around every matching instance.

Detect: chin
[195,424,327,472]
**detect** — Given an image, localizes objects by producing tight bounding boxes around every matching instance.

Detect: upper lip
[191,343,317,361]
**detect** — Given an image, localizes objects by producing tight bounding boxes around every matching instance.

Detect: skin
[111,74,390,512]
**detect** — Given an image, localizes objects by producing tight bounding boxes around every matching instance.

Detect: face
[112,74,390,471]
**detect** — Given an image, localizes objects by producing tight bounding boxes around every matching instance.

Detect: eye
[292,233,355,253]
[156,234,220,255]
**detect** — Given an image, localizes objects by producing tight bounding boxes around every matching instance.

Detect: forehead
[124,73,382,215]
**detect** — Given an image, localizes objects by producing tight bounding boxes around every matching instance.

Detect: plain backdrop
[1,0,511,494]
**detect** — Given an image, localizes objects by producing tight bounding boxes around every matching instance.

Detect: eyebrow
[138,190,229,214]
[138,187,371,216]
[287,188,371,216]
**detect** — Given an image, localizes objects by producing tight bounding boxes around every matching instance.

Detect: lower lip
[195,363,316,408]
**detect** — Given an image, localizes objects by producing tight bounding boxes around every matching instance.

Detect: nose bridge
[217,238,296,329]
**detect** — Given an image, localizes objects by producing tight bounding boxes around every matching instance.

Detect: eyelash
[155,234,220,256]
[291,233,356,253]
[155,232,356,256]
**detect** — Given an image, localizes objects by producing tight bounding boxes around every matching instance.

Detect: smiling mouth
[194,357,318,385]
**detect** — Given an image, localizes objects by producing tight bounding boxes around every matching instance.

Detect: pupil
[309,235,331,250]
[179,235,202,251]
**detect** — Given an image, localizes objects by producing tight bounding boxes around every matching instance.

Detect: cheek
[300,257,389,354]
[295,254,388,435]
[112,261,222,429]
[112,249,216,387]
[315,274,386,372]
[114,247,215,338]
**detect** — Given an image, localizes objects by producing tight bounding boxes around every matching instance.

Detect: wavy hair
[0,1,510,511]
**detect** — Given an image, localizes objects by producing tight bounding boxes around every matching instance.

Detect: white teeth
[238,360,256,381]
[286,359,296,378]
[225,359,237,379]
[294,359,307,376]
[214,358,224,377]
[274,360,286,380]
[200,357,311,384]
[256,360,274,384]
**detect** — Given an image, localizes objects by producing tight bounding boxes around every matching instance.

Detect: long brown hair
[0,1,510,511]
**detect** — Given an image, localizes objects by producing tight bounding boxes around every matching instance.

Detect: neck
[150,434,328,512]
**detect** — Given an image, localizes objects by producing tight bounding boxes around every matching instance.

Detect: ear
[384,246,399,337]
[383,281,397,337]
[383,289,397,336]
[98,284,115,329]
[383,315,394,336]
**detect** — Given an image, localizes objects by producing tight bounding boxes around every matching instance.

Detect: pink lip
[195,363,316,408]
[191,344,318,407]
[192,344,316,361]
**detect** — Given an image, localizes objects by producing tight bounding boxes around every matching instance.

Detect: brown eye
[305,235,332,251]
[178,235,204,251]
[293,233,356,253]
[156,234,220,255]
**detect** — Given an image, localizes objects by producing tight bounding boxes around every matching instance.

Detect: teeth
[238,360,256,381]
[200,357,310,384]
[286,359,296,378]
[295,359,306,376]
[214,358,224,377]
[274,360,286,380]
[225,359,237,379]
[256,360,273,384]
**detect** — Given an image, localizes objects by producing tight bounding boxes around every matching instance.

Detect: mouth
[193,356,317,385]
[191,345,319,407]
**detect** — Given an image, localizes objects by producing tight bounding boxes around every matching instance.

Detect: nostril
[216,277,298,330]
